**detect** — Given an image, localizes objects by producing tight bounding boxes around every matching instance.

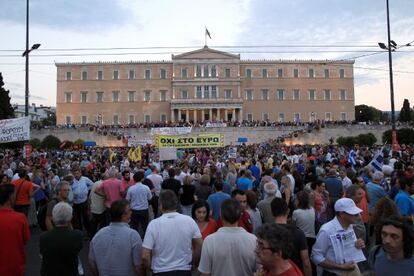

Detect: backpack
[37,198,58,231]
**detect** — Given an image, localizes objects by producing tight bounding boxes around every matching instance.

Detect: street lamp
[22,0,41,117]
[378,0,399,150]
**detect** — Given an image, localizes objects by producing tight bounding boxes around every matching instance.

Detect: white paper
[159,147,177,161]
[329,229,366,264]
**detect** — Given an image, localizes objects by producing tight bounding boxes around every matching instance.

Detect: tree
[399,99,413,122]
[41,135,61,149]
[382,128,414,145]
[0,73,15,119]
[355,105,382,122]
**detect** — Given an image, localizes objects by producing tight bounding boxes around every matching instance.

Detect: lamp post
[378,0,398,150]
[22,0,41,117]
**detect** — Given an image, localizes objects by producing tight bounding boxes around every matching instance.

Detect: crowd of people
[0,140,414,276]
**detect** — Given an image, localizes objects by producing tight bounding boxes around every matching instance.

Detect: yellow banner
[155,134,224,148]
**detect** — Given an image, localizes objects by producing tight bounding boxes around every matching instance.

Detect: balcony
[170,98,244,109]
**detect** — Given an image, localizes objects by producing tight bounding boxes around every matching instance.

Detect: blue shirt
[236,177,253,191]
[395,190,414,216]
[207,192,231,221]
[249,165,261,182]
[126,182,152,211]
[72,176,92,204]
[367,182,387,213]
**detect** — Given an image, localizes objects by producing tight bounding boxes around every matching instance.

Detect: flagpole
[204,27,207,46]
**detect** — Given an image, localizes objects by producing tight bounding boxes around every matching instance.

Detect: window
[129,69,135,79]
[81,71,87,80]
[145,69,151,79]
[246,68,252,78]
[203,86,210,99]
[324,89,331,100]
[160,90,167,101]
[325,112,332,121]
[225,89,232,99]
[196,86,202,99]
[64,92,72,103]
[160,114,167,122]
[225,68,231,78]
[278,113,285,123]
[96,115,103,125]
[203,65,209,78]
[65,72,72,80]
[80,91,88,103]
[144,91,151,102]
[293,112,301,123]
[113,115,119,125]
[97,70,103,80]
[309,89,316,101]
[65,116,72,124]
[181,90,188,99]
[310,112,317,122]
[128,91,135,102]
[341,112,347,121]
[112,91,119,102]
[113,70,119,80]
[308,68,314,78]
[196,65,202,77]
[261,89,269,100]
[128,115,135,124]
[245,89,253,100]
[262,69,268,78]
[81,115,87,124]
[293,89,300,101]
[144,115,151,123]
[160,69,166,79]
[324,69,330,79]
[247,113,253,121]
[96,92,104,103]
[262,113,269,121]
[340,89,347,100]
[181,68,188,78]
[293,68,299,78]
[211,65,217,77]
[339,68,345,78]
[211,86,217,98]
[277,89,285,101]
[277,68,283,78]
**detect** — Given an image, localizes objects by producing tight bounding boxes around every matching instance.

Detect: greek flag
[370,150,384,172]
[205,27,211,39]
[348,149,357,168]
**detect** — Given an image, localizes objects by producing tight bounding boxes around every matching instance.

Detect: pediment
[172,46,240,60]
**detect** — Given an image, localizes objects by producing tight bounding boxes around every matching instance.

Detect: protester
[367,171,387,214]
[192,199,217,240]
[198,199,257,276]
[394,176,414,217]
[71,167,93,233]
[310,179,329,231]
[12,169,36,217]
[0,184,30,276]
[89,199,143,276]
[180,175,196,216]
[89,171,107,238]
[207,181,230,221]
[258,182,282,224]
[45,181,71,231]
[40,202,83,276]
[161,168,182,197]
[246,190,263,233]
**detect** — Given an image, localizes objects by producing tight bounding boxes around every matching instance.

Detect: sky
[0,0,413,111]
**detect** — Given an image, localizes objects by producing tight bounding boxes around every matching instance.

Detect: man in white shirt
[126,171,152,237]
[146,166,163,218]
[198,199,257,276]
[142,190,202,275]
[339,169,352,191]
[311,198,366,275]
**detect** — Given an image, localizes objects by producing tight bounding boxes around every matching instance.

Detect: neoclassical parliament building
[56,46,355,125]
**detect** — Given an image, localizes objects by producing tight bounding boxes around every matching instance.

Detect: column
[217,108,221,121]
[194,109,197,122]
[171,109,175,122]
[178,109,182,121]
[201,109,205,122]
[239,108,243,121]
[186,109,189,122]
[209,109,213,121]
[232,109,236,122]
[225,109,228,121]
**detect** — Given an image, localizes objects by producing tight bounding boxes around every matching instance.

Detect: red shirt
[97,178,124,208]
[0,208,30,276]
[11,179,34,205]
[201,218,218,240]
[264,259,304,276]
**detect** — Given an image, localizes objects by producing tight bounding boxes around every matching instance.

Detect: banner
[206,122,227,128]
[151,127,192,135]
[127,138,152,147]
[155,134,224,148]
[227,147,237,159]
[0,117,30,143]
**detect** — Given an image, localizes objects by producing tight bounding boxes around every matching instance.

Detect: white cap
[334,198,362,215]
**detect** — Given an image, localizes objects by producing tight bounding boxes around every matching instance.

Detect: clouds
[0,0,133,31]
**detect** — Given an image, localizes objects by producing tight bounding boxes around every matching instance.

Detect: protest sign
[0,117,30,143]
[155,134,224,148]
[159,148,178,161]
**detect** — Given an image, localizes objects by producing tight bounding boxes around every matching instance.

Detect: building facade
[56,47,355,125]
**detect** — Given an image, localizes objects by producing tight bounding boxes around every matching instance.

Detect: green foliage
[337,132,377,147]
[355,105,382,122]
[41,135,61,149]
[399,99,413,122]
[61,140,73,149]
[29,138,41,149]
[74,139,85,148]
[382,128,414,145]
[336,136,356,147]
[0,73,15,120]
[41,113,56,126]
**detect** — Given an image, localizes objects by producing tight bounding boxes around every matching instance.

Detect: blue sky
[0,0,413,110]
